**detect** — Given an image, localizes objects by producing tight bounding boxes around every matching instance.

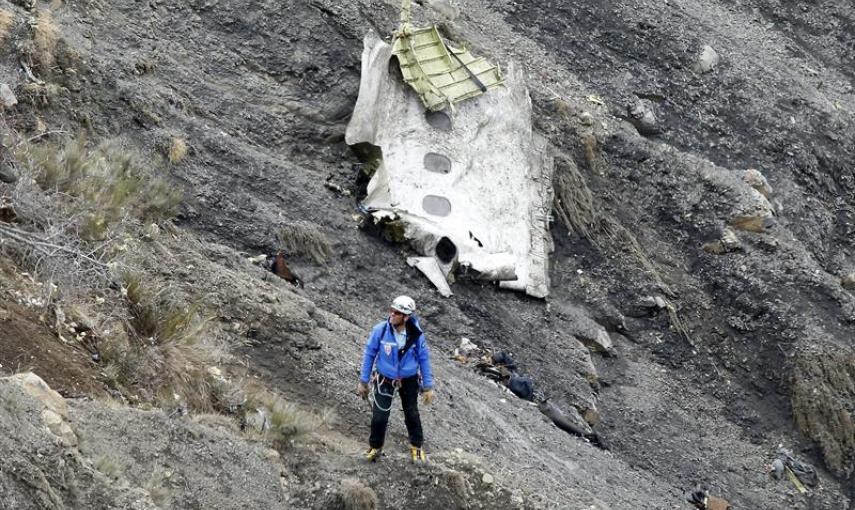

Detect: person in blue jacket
[357,295,434,463]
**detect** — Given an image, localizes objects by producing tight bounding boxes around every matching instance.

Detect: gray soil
[1,0,854,508]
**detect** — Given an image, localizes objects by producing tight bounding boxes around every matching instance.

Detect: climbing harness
[369,373,401,413]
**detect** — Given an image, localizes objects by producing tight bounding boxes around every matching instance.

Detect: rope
[369,374,396,413]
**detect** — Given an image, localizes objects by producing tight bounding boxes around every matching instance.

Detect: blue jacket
[359,315,434,389]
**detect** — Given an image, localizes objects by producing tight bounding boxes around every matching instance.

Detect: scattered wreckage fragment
[686,486,731,510]
[451,339,604,447]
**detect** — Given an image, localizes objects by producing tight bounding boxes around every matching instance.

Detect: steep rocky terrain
[1,0,854,508]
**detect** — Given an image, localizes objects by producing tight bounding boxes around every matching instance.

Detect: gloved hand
[422,389,434,405]
[357,382,369,399]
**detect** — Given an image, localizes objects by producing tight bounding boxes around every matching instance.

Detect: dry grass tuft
[94,273,227,414]
[119,273,224,413]
[94,454,124,480]
[0,10,13,45]
[340,479,378,510]
[553,161,596,241]
[243,384,324,446]
[14,136,182,240]
[167,137,187,164]
[554,163,665,286]
[33,9,58,72]
[554,98,571,119]
[99,329,145,393]
[278,221,332,265]
[581,132,607,176]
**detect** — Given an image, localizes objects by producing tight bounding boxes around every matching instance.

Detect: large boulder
[5,372,69,417]
[0,373,156,509]
[3,372,77,446]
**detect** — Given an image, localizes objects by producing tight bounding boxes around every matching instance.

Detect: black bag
[491,351,517,371]
[507,375,534,400]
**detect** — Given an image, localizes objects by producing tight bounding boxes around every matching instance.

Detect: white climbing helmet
[391,295,416,315]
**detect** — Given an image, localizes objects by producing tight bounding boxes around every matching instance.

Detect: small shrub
[0,10,13,45]
[18,82,66,106]
[582,132,606,175]
[278,221,331,265]
[340,479,378,510]
[33,9,58,72]
[99,330,145,392]
[554,98,571,119]
[167,138,187,164]
[243,385,321,446]
[14,136,182,236]
[92,274,224,412]
[80,212,108,241]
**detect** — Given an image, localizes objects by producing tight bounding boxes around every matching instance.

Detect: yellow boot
[365,447,382,463]
[410,445,426,463]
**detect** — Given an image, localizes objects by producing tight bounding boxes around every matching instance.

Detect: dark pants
[369,375,423,448]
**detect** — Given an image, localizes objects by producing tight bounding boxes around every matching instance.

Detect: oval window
[424,153,452,174]
[425,110,452,131]
[422,195,452,217]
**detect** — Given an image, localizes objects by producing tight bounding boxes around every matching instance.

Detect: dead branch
[0,221,110,269]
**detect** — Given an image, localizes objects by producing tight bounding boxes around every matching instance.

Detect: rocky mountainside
[1,0,854,508]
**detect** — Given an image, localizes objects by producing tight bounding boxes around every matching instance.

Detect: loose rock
[0,83,17,108]
[703,227,741,254]
[588,329,614,353]
[0,203,17,222]
[0,164,17,184]
[41,409,78,446]
[743,168,773,198]
[628,99,660,135]
[692,45,720,73]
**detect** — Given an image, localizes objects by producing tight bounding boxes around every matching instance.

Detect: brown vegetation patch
[33,9,58,72]
[167,137,187,164]
[278,221,332,264]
